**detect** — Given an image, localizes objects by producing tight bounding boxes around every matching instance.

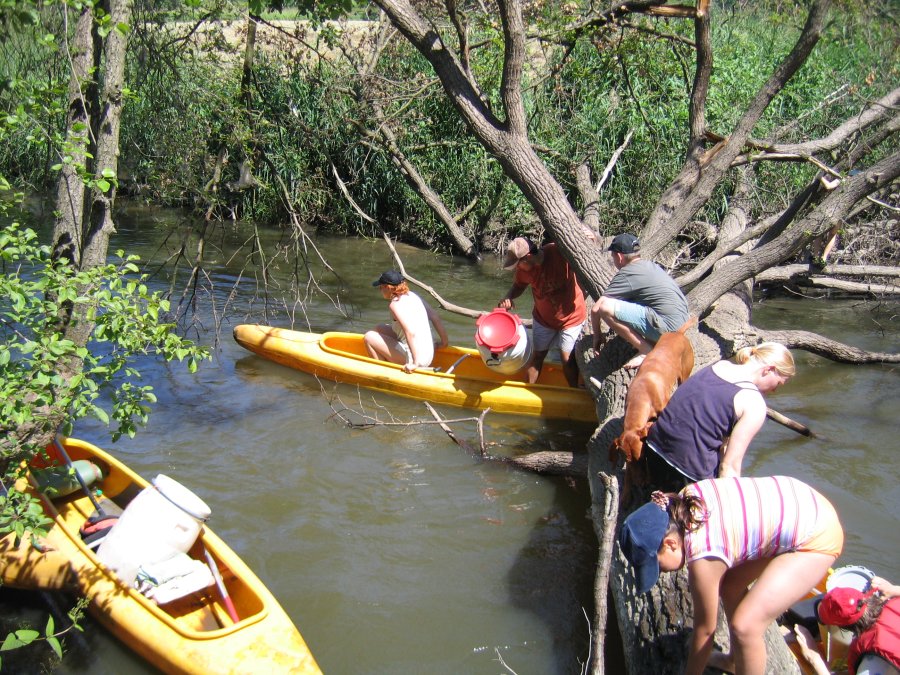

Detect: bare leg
[724,552,836,675]
[560,348,580,387]
[364,326,407,365]
[527,349,548,384]
[591,298,653,368]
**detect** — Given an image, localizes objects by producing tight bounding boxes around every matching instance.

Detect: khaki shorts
[531,319,583,354]
[799,497,844,559]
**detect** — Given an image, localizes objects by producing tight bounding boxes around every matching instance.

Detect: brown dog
[610,317,697,466]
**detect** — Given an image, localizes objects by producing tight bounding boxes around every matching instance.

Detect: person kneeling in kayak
[364,270,449,373]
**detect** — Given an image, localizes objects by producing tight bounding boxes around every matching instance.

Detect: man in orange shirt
[498,237,586,386]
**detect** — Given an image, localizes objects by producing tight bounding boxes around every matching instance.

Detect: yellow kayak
[0,437,321,675]
[233,324,597,422]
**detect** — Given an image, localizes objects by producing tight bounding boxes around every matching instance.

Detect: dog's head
[621,423,653,462]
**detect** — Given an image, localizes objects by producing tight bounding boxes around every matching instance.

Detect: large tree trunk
[41,0,133,441]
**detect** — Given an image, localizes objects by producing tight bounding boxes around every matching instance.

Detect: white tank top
[391,292,434,366]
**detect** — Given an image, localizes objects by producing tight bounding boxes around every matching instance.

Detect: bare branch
[380,232,492,320]
[590,471,619,674]
[758,329,899,364]
[766,408,820,439]
[751,87,900,157]
[596,130,634,193]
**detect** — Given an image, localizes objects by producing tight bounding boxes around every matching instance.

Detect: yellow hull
[233,325,597,423]
[0,438,321,675]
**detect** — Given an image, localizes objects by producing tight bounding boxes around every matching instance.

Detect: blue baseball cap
[619,500,669,594]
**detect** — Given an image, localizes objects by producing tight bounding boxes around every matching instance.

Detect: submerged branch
[425,402,588,477]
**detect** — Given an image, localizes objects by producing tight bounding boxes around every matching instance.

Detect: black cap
[609,233,640,254]
[372,270,404,286]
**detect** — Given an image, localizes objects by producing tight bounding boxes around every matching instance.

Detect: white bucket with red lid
[475,309,532,375]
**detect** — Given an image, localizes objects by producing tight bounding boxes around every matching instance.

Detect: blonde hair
[734,342,796,377]
[386,280,410,299]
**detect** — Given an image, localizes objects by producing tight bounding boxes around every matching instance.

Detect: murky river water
[2,206,897,674]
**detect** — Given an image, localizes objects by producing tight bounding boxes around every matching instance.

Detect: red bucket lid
[476,309,522,352]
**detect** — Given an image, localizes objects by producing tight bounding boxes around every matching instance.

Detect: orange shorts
[799,497,844,559]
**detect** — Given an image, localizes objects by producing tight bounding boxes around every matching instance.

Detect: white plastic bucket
[826,565,875,592]
[475,310,532,375]
[96,474,211,587]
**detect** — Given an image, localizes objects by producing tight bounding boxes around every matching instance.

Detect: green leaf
[1,629,39,650]
[92,405,110,424]
[15,629,39,643]
[46,636,63,659]
[45,615,55,636]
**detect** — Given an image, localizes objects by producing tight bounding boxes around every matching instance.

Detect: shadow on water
[505,476,597,674]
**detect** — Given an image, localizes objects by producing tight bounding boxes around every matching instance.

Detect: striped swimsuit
[683,476,844,566]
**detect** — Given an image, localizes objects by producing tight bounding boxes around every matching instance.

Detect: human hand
[871,576,900,598]
[497,298,513,310]
[403,363,417,373]
[792,625,831,675]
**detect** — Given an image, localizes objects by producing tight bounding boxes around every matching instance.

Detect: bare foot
[623,354,646,370]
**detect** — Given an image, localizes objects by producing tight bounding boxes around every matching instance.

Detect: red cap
[817,587,875,627]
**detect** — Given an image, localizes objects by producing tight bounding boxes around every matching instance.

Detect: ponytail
[659,491,707,541]
[734,342,796,377]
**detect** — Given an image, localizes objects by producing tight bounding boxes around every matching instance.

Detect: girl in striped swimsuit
[620,475,844,675]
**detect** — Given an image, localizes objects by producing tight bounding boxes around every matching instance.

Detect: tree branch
[642,0,832,257]
[688,150,900,313]
[757,329,899,364]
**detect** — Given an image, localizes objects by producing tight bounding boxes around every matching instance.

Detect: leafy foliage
[0,596,87,670]
[0,220,210,464]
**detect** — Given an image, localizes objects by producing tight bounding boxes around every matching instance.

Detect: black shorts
[642,445,693,493]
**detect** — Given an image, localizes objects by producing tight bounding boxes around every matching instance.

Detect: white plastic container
[96,474,211,587]
[475,309,532,375]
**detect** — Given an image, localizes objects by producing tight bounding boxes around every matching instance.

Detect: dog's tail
[676,315,698,334]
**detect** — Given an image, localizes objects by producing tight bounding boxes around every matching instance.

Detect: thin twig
[595,129,633,193]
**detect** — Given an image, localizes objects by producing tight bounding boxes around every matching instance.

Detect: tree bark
[43,0,133,435]
[52,4,94,268]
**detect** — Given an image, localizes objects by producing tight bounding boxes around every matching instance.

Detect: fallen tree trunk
[759,329,900,363]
